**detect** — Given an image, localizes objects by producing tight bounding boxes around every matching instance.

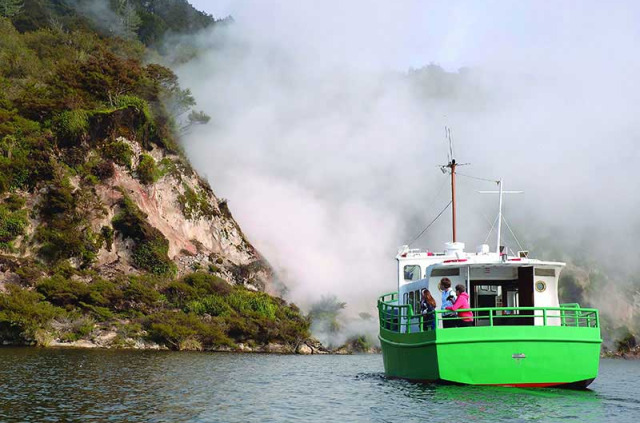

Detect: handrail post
[489,309,493,327]
[543,308,547,326]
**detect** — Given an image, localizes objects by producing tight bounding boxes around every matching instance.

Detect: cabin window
[408,291,415,311]
[403,293,408,306]
[535,268,555,277]
[431,268,460,277]
[404,265,422,281]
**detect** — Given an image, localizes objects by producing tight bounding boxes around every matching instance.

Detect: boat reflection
[386,378,605,422]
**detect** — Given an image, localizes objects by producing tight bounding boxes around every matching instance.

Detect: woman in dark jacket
[420,289,437,331]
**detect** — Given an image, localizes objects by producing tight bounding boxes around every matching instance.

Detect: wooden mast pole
[450,159,457,243]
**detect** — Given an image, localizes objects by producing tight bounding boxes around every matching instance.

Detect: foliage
[35,175,102,266]
[0,8,311,351]
[616,332,637,353]
[136,153,158,184]
[102,140,133,168]
[0,194,27,251]
[112,191,175,275]
[0,0,23,18]
[146,310,233,350]
[177,183,216,220]
[309,295,347,334]
[0,284,63,343]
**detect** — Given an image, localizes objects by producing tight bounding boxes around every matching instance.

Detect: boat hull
[380,326,601,388]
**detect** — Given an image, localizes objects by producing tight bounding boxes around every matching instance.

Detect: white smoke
[175,1,640,338]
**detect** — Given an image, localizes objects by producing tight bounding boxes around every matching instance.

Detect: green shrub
[178,183,215,220]
[101,226,114,251]
[136,154,157,184]
[103,141,133,168]
[182,272,232,296]
[0,284,64,343]
[54,109,89,144]
[146,310,233,350]
[36,275,90,307]
[112,191,175,275]
[0,201,28,251]
[124,276,163,310]
[186,295,233,317]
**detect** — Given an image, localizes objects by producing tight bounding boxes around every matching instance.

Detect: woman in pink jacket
[446,284,474,327]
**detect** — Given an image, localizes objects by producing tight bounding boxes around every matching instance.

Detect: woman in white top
[439,277,457,328]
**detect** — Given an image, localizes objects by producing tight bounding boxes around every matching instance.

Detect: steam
[176,1,640,342]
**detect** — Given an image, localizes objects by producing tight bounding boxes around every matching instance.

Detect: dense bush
[0,284,63,343]
[136,153,158,184]
[102,140,134,168]
[112,191,175,275]
[0,195,28,251]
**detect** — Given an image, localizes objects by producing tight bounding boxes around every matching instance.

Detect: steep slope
[0,5,310,351]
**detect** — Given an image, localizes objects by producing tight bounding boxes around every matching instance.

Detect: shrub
[103,141,133,168]
[146,310,233,350]
[0,284,64,343]
[178,183,216,220]
[124,276,163,310]
[182,272,232,296]
[36,275,90,307]
[112,191,175,275]
[136,154,157,184]
[54,109,89,145]
[0,201,28,251]
[91,160,115,180]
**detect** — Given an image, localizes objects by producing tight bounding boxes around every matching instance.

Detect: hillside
[0,2,312,351]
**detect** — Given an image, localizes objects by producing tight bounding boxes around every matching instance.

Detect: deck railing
[377,293,599,334]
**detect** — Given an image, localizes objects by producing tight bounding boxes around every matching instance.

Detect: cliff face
[0,6,309,351]
[0,106,270,291]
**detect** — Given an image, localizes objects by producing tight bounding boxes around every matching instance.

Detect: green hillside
[0,1,310,351]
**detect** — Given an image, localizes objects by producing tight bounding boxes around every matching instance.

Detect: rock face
[86,136,272,291]
[0,129,272,292]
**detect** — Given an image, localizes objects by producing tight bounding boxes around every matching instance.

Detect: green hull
[380,325,601,387]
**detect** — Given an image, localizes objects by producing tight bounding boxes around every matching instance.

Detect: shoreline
[1,338,381,355]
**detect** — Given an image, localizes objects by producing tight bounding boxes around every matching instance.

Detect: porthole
[535,281,547,293]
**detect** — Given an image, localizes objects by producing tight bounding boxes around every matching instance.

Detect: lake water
[0,348,638,422]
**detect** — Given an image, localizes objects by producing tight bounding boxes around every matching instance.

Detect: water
[0,348,638,422]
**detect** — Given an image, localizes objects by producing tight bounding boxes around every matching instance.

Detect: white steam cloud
[176,1,640,341]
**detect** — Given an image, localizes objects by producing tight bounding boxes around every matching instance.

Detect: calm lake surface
[0,348,638,422]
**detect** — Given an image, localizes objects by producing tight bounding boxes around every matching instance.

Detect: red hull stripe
[483,382,566,388]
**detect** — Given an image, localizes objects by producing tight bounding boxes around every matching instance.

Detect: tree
[0,0,23,18]
[117,0,142,37]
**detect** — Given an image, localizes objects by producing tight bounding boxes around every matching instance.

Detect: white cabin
[396,242,565,332]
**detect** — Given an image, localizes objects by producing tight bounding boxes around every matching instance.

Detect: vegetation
[178,183,216,220]
[0,193,27,251]
[0,2,312,352]
[112,191,175,275]
[0,271,310,350]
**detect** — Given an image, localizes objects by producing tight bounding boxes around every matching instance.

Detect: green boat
[377,153,601,388]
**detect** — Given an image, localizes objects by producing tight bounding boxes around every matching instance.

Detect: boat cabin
[396,242,565,332]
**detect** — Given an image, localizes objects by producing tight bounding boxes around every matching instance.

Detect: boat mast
[448,159,457,243]
[443,127,465,243]
[496,179,503,254]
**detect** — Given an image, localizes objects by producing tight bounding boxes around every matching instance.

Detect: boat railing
[378,294,599,334]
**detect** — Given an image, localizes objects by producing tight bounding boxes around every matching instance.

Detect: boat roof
[396,244,565,269]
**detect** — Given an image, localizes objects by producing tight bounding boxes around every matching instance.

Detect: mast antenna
[440,127,468,243]
[479,180,523,253]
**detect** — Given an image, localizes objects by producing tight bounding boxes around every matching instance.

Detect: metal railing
[377,293,599,334]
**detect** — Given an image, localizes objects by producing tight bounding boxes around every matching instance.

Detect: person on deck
[439,278,457,328]
[446,284,474,327]
[420,289,437,331]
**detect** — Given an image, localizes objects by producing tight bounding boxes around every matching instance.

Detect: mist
[175,1,640,342]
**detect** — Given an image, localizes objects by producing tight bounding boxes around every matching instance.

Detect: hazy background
[175,1,640,344]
